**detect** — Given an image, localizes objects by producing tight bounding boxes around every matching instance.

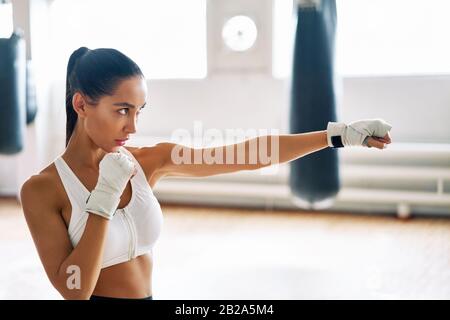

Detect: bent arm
[21,176,111,300]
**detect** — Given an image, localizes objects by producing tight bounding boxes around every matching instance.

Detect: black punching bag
[289,0,340,210]
[0,31,27,154]
[26,60,38,125]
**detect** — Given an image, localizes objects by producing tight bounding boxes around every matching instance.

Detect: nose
[125,115,138,134]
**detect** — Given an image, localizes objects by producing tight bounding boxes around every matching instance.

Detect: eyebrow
[113,102,147,109]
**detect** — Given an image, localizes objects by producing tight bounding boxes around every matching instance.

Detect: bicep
[20,177,73,289]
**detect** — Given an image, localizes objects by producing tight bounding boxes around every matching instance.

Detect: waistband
[89,294,153,301]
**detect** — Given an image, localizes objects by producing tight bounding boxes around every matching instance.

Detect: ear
[72,92,88,119]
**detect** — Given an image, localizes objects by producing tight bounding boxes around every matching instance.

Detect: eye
[118,108,128,115]
[118,108,143,116]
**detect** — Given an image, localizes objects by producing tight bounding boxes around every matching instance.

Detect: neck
[63,124,109,170]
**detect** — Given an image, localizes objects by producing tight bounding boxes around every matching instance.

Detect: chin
[102,144,119,153]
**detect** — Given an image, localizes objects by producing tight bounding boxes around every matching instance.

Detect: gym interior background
[0,0,449,299]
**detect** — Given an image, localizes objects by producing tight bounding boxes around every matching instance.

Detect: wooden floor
[1,197,449,300]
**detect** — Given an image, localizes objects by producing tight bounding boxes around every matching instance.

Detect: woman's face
[82,76,148,152]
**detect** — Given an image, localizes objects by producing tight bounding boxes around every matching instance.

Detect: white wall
[3,72,450,197]
[45,74,450,155]
[2,0,450,215]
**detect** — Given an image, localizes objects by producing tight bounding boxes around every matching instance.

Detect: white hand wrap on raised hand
[327,118,392,148]
[85,151,136,220]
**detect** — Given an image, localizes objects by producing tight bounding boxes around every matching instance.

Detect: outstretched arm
[157,130,329,178]
[155,117,392,179]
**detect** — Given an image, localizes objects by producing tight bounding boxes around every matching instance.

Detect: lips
[115,139,128,146]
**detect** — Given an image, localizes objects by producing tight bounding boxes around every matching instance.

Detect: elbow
[54,262,99,300]
[52,278,94,300]
[61,291,91,300]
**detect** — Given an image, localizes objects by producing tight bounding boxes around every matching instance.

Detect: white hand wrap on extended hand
[327,118,393,148]
[85,151,136,220]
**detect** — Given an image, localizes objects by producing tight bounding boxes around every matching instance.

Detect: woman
[19,47,392,300]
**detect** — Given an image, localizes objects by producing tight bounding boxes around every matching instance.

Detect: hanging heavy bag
[289,0,339,210]
[0,30,26,154]
[26,59,38,125]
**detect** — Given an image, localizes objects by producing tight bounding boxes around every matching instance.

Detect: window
[273,0,450,78]
[0,2,13,38]
[207,0,272,74]
[222,15,258,52]
[272,0,295,78]
[48,0,206,80]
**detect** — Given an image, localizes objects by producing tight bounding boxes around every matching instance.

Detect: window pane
[336,0,450,76]
[0,3,13,38]
[274,0,450,77]
[272,0,295,78]
[49,0,206,79]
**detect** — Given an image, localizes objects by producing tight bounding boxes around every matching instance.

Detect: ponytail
[65,47,89,147]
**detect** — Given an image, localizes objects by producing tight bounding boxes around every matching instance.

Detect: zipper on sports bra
[122,208,137,260]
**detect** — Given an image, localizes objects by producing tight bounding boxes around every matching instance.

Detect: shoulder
[20,171,60,215]
[125,143,173,169]
[124,143,174,186]
[21,172,55,196]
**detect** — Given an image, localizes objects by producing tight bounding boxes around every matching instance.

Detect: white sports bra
[54,146,164,268]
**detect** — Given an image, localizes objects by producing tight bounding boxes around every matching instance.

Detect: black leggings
[90,295,153,300]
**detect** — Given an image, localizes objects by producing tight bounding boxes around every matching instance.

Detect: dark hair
[65,47,144,147]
